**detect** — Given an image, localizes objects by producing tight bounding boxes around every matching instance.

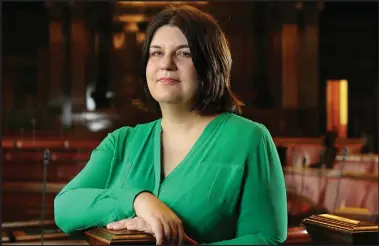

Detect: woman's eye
[150,51,163,56]
[177,51,191,57]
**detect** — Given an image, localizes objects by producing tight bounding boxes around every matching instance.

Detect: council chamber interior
[2,1,378,245]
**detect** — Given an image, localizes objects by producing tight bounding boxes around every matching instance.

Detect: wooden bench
[2,220,71,244]
[2,139,97,222]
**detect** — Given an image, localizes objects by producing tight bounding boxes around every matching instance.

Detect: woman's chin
[157,99,182,105]
[154,95,183,105]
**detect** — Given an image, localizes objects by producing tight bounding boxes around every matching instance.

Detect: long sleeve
[204,125,287,245]
[54,128,147,235]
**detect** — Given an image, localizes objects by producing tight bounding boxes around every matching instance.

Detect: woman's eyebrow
[150,45,189,49]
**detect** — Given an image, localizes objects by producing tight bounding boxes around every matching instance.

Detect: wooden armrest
[302,214,378,245]
[84,227,155,245]
[2,220,69,243]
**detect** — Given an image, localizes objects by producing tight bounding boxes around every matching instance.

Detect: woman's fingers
[148,218,183,244]
[133,217,153,233]
[107,217,156,236]
[133,193,184,244]
[177,222,184,245]
[184,233,198,245]
[107,218,138,230]
[150,219,165,245]
[162,220,172,244]
[107,220,125,230]
[170,220,178,244]
[107,217,185,245]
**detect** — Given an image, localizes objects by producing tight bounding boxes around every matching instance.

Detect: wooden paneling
[281,24,299,109]
[70,19,88,111]
[2,192,57,222]
[2,141,93,222]
[3,162,85,182]
[49,20,66,100]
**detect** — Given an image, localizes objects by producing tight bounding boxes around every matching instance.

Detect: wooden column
[70,3,88,111]
[272,2,300,110]
[91,2,112,109]
[36,49,49,110]
[298,3,320,109]
[47,2,66,101]
[251,2,272,108]
[281,23,300,109]
[111,28,140,108]
[266,3,283,109]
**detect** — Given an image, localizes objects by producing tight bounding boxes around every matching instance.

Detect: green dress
[54,113,287,244]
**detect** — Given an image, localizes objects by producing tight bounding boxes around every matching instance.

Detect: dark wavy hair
[136,5,244,115]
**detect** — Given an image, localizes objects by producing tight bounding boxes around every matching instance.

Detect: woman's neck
[160,105,217,134]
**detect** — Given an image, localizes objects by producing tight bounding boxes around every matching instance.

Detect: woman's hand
[107,217,153,233]
[133,192,184,245]
[107,217,198,245]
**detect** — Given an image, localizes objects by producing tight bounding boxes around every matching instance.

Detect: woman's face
[146,25,199,107]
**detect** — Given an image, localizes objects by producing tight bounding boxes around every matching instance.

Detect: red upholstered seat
[323,177,371,213]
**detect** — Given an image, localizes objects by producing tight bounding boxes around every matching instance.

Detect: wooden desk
[303,214,378,245]
[85,227,155,245]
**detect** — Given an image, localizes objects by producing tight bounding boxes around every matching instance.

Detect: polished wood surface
[85,227,156,245]
[303,214,378,245]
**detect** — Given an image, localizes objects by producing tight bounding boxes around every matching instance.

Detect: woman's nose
[159,54,177,70]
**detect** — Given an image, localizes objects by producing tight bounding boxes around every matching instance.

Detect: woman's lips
[158,78,180,85]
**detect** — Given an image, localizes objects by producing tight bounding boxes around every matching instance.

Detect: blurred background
[2,1,378,245]
[3,1,378,138]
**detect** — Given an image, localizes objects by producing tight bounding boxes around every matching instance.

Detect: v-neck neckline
[153,113,229,195]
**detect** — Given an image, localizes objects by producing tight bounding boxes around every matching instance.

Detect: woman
[54,5,287,245]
